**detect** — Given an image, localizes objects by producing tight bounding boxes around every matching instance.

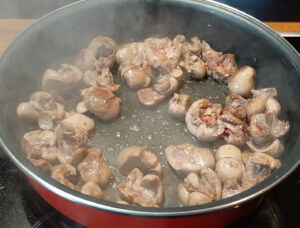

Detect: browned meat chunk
[250,113,290,144]
[78,148,113,188]
[81,181,103,199]
[42,64,83,96]
[28,157,53,173]
[218,114,248,146]
[118,146,162,177]
[17,91,65,130]
[201,40,223,61]
[206,54,237,82]
[178,169,221,206]
[251,88,277,99]
[55,115,90,164]
[138,88,165,106]
[120,64,152,89]
[83,87,121,121]
[144,37,172,50]
[185,98,224,141]
[165,144,214,176]
[83,67,120,92]
[75,48,97,71]
[117,168,163,207]
[223,94,248,121]
[228,66,256,96]
[116,42,146,67]
[182,37,202,56]
[180,54,206,80]
[21,130,57,159]
[51,164,80,191]
[88,36,117,69]
[168,93,192,121]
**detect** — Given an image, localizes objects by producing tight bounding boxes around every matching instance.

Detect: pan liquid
[89,70,229,207]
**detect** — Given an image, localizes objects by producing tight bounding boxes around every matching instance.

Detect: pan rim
[0,0,300,217]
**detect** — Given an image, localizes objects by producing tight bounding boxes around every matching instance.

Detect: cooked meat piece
[83,70,98,87]
[81,181,103,199]
[218,114,248,146]
[17,91,66,129]
[250,113,290,144]
[28,157,53,173]
[247,139,284,159]
[265,98,281,116]
[117,200,130,205]
[228,66,256,96]
[222,178,244,199]
[144,37,172,50]
[96,67,120,92]
[241,152,281,190]
[165,144,214,176]
[215,144,244,183]
[17,102,40,121]
[40,146,59,163]
[75,48,97,71]
[168,93,192,121]
[180,54,206,80]
[145,47,175,70]
[116,42,146,67]
[117,168,163,207]
[153,74,179,96]
[76,101,89,114]
[37,102,65,130]
[51,164,80,191]
[88,36,117,69]
[163,46,182,64]
[120,64,152,89]
[21,130,56,159]
[55,116,89,164]
[172,34,186,47]
[251,88,277,99]
[42,64,83,95]
[215,157,244,183]
[246,96,266,120]
[178,169,221,206]
[215,144,242,162]
[182,37,202,56]
[83,67,120,92]
[185,99,225,141]
[61,113,95,133]
[241,151,252,165]
[223,94,248,121]
[206,53,237,82]
[83,87,121,121]
[118,146,162,177]
[201,40,223,61]
[78,148,113,188]
[138,88,166,106]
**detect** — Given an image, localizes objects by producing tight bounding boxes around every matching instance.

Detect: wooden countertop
[0,19,299,54]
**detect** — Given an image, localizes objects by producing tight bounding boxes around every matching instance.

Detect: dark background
[0,0,299,21]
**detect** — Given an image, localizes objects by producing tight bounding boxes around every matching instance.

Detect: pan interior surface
[0,0,300,215]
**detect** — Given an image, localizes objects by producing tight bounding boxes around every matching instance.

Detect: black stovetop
[0,1,300,227]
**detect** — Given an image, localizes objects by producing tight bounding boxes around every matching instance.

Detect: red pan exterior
[28,176,262,228]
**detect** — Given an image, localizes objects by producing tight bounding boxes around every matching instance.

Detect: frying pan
[0,0,300,227]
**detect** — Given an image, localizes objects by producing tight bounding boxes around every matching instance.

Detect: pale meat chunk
[178,169,221,206]
[78,148,113,188]
[168,93,192,121]
[118,146,162,177]
[165,144,214,176]
[117,168,163,207]
[81,181,103,199]
[51,164,80,191]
